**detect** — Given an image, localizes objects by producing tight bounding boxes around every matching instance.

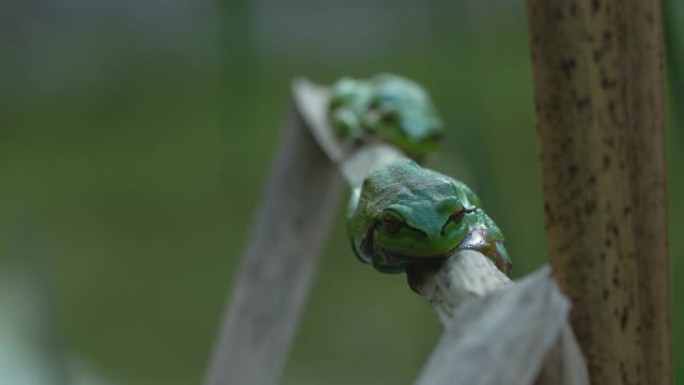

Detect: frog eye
[368,99,382,110]
[450,207,466,222]
[380,213,404,233]
[428,131,444,142]
[379,109,398,124]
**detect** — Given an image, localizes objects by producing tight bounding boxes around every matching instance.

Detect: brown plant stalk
[525,1,670,384]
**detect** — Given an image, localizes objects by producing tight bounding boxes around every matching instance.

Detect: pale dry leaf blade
[415,267,571,385]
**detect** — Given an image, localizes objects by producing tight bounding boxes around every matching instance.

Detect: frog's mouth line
[380,246,459,266]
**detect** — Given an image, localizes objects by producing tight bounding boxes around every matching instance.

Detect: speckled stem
[526,1,670,384]
[406,250,512,325]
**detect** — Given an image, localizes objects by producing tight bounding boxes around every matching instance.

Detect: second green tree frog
[329,73,443,158]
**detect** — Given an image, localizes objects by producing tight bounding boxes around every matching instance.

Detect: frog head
[371,198,473,273]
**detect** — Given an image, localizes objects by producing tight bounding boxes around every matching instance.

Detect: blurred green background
[1,1,682,384]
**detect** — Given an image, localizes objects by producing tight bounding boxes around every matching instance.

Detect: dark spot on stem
[554,9,564,21]
[576,96,591,110]
[601,69,618,89]
[560,58,577,79]
[585,200,597,215]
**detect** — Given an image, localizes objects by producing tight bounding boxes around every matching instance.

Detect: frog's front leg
[346,187,372,264]
[457,226,512,275]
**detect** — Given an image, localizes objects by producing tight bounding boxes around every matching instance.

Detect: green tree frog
[329,73,443,158]
[348,159,511,274]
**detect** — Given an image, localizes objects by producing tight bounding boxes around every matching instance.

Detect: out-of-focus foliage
[1,1,682,384]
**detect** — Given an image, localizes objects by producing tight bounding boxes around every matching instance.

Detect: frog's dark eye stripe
[380,216,403,233]
[450,208,466,222]
[380,110,397,124]
[429,132,444,142]
[441,208,466,235]
[368,100,381,110]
